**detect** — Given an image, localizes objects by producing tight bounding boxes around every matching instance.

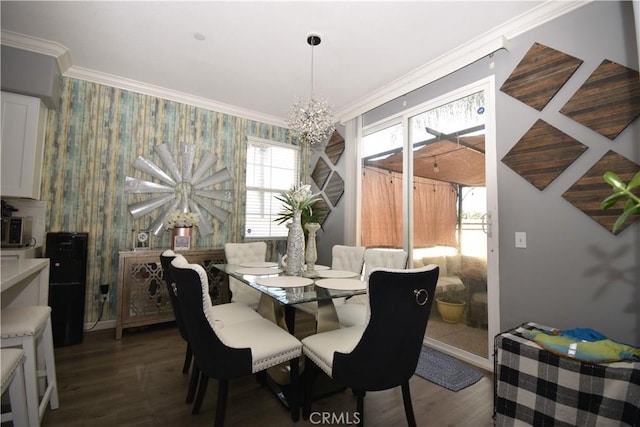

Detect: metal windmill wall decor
[125,143,233,237]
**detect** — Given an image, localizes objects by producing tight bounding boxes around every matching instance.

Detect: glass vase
[285,210,305,276]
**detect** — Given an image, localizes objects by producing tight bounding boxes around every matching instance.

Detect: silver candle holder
[303,222,321,278]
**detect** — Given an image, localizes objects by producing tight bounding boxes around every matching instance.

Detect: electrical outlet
[99,283,109,303]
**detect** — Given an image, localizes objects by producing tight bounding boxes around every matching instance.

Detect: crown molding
[64,66,287,128]
[1,29,72,74]
[2,30,286,127]
[336,0,591,123]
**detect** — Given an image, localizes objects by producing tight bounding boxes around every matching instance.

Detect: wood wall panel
[325,130,345,165]
[560,60,640,140]
[41,77,290,323]
[325,172,345,206]
[311,157,331,190]
[562,150,640,234]
[501,119,588,190]
[500,43,583,111]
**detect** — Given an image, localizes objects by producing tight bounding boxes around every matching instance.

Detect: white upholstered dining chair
[331,245,366,274]
[223,242,267,310]
[336,248,408,327]
[295,245,365,321]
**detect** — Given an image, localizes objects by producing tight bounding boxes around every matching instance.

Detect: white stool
[1,306,59,426]
[1,349,29,426]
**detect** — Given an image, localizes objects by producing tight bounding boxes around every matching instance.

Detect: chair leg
[192,372,209,414]
[182,343,193,374]
[186,364,200,404]
[401,382,417,427]
[289,357,300,422]
[302,357,318,420]
[355,390,365,427]
[42,317,59,410]
[21,335,40,426]
[214,379,228,427]
[256,370,267,384]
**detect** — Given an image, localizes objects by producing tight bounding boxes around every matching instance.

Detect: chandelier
[287,34,336,147]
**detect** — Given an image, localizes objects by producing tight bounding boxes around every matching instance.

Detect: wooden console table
[115,249,227,339]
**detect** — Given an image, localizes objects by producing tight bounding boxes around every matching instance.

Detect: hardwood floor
[41,317,495,427]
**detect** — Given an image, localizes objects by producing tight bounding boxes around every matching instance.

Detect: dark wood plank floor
[41,316,495,427]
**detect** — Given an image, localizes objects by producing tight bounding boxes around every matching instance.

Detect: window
[245,137,300,238]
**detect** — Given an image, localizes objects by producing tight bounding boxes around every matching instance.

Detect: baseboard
[84,319,116,332]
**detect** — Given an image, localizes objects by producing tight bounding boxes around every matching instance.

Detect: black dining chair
[160,249,198,402]
[301,265,440,427]
[169,255,303,426]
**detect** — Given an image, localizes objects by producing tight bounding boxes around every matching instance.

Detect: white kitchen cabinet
[1,91,47,199]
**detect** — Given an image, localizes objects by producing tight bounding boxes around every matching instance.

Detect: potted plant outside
[436,287,467,324]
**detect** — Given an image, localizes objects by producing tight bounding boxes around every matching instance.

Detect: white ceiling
[1,1,585,126]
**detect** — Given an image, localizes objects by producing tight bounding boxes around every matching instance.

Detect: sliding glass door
[359,78,498,369]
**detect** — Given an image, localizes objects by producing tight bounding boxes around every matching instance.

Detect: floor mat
[414,346,483,391]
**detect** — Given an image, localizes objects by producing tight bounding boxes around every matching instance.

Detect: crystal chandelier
[287,34,336,147]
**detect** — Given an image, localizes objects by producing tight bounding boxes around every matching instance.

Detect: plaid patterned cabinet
[115,249,228,339]
[494,322,640,426]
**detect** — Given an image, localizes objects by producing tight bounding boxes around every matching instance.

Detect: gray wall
[311,124,347,267]
[364,1,639,345]
[496,1,638,345]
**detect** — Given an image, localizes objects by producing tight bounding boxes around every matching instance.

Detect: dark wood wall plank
[311,157,331,190]
[501,119,588,190]
[560,59,640,140]
[500,43,583,111]
[325,130,345,165]
[562,150,640,234]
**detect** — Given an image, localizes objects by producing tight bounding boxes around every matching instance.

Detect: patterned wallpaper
[41,77,291,323]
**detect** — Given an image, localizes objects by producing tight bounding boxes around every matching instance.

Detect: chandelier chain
[310,41,314,96]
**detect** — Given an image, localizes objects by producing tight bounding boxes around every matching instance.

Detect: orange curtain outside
[361,167,402,247]
[361,166,458,248]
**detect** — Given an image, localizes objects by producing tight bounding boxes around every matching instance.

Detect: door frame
[356,76,499,371]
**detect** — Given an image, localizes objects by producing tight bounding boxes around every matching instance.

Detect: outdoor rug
[414,346,483,391]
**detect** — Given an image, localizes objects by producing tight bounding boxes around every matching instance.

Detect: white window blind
[245,137,300,238]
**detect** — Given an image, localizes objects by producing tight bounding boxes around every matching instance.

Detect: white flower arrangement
[274,184,322,226]
[277,184,319,212]
[165,211,199,229]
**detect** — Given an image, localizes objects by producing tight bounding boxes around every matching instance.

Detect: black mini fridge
[46,232,88,347]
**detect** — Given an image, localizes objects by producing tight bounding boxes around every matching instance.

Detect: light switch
[515,232,527,248]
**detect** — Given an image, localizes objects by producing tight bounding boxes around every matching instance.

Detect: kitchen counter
[1,258,50,308]
[0,245,43,260]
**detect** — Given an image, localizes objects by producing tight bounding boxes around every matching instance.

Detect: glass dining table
[213,263,367,334]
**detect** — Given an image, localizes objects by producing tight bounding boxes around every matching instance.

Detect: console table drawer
[116,249,227,339]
